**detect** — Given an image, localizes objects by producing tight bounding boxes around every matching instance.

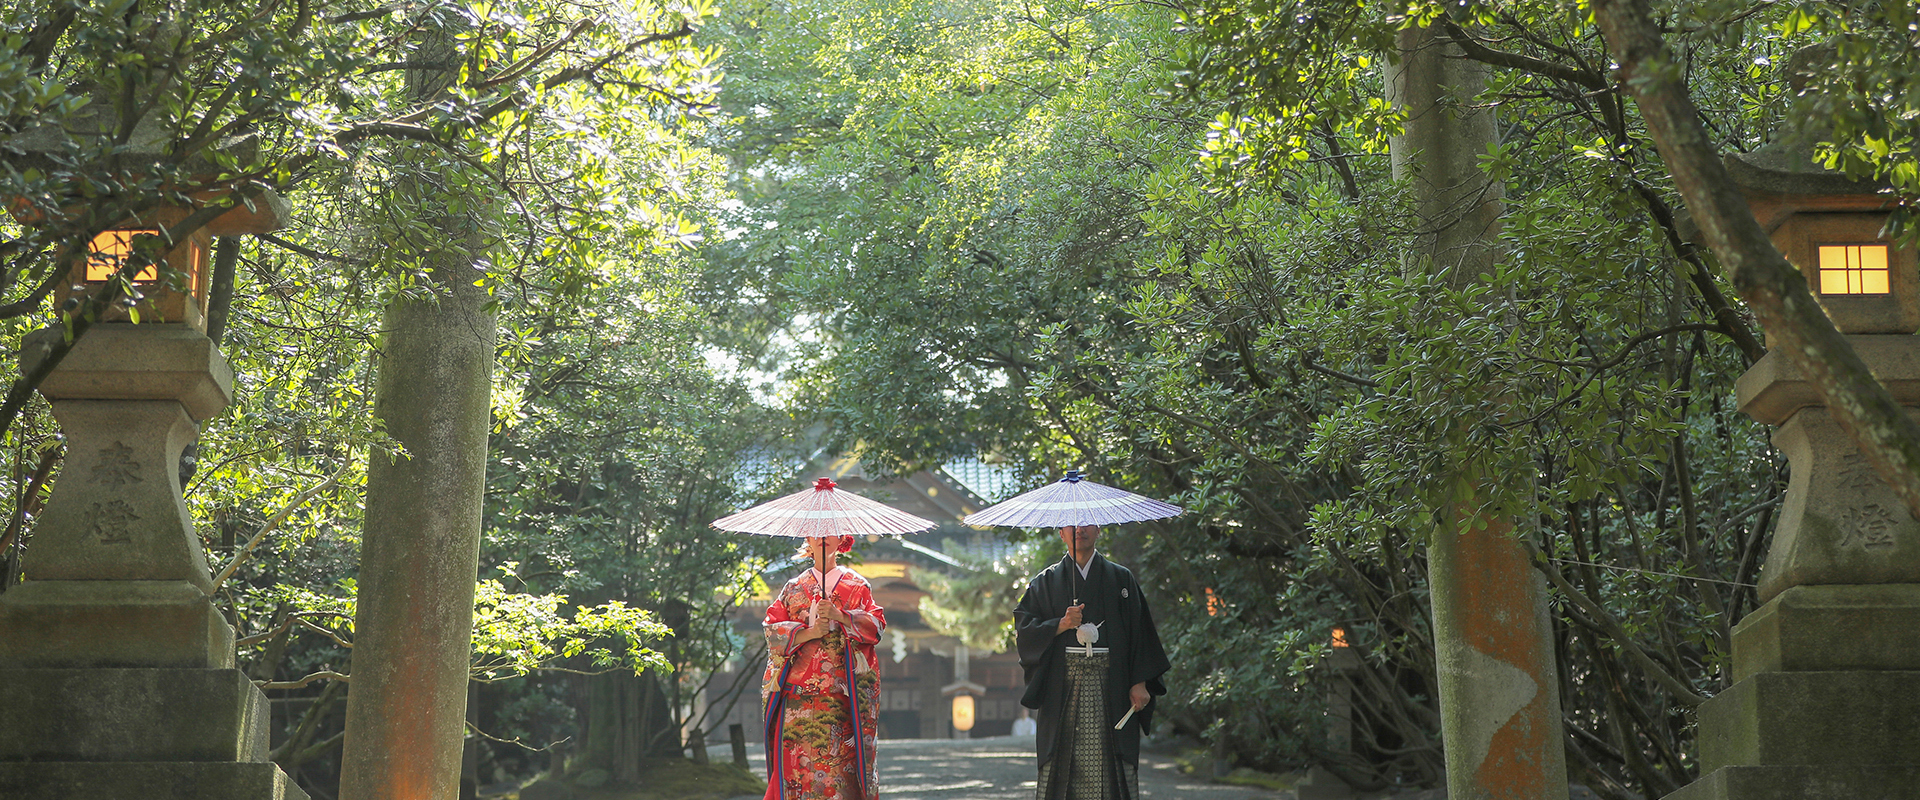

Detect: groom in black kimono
[1013,524,1170,800]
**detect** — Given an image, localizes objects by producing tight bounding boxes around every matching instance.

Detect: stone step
[0,668,266,761]
[0,761,307,800]
[1697,670,1920,772]
[1665,765,1920,800]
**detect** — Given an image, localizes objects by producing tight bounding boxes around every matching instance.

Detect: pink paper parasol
[963,470,1182,529]
[711,477,939,539]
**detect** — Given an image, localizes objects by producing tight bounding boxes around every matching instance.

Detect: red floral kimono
[762,567,885,800]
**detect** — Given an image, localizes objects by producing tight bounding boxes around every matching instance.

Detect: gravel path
[710,735,1286,800]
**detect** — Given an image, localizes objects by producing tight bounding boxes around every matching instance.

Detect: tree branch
[257,670,350,690]
[1301,352,1379,388]
[235,610,353,648]
[1531,323,1719,371]
[257,232,361,265]
[333,121,446,147]
[474,18,597,90]
[1626,179,1765,364]
[1529,542,1709,706]
[0,440,60,556]
[209,465,351,593]
[1442,19,1607,90]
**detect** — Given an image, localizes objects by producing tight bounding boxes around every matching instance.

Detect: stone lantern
[0,110,302,797]
[1667,143,1920,798]
[941,643,985,739]
[1297,628,1363,800]
[1731,157,1920,595]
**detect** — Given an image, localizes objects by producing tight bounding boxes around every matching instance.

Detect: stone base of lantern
[0,581,302,800]
[0,588,303,799]
[0,762,309,800]
[0,668,268,761]
[1666,766,1920,800]
[0,580,233,668]
[1664,585,1920,800]
[0,318,295,799]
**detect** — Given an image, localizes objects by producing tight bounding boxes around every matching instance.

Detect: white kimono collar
[808,565,848,594]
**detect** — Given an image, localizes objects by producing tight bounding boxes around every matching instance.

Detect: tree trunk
[581,670,682,782]
[1388,24,1570,800]
[337,20,497,800]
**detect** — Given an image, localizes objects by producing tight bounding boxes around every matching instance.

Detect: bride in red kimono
[762,534,885,800]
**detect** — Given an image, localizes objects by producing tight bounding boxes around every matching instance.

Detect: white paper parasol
[711,477,939,539]
[963,470,1182,528]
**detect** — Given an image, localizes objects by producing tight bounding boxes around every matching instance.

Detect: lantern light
[1733,185,1917,333]
[83,230,162,282]
[1816,243,1892,295]
[950,694,975,732]
[57,219,211,329]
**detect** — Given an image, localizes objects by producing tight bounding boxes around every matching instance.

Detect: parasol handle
[811,536,843,630]
[1070,530,1080,606]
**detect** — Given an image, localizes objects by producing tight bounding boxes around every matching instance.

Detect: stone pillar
[1325,639,1359,757]
[1666,145,1920,799]
[336,267,494,800]
[1427,517,1566,800]
[1298,642,1362,800]
[0,325,304,799]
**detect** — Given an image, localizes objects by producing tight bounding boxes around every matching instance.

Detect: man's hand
[1056,604,1084,635]
[1129,682,1150,711]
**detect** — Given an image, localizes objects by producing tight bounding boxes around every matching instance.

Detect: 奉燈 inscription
[90,442,143,486]
[1838,503,1899,550]
[89,499,140,545]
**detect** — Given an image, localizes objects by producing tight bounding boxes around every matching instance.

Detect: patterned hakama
[1035,651,1138,800]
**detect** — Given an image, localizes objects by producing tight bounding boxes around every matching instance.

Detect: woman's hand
[812,599,849,626]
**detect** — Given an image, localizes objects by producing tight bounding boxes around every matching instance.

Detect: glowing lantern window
[84,229,163,282]
[56,223,212,329]
[1817,243,1892,295]
[951,694,975,732]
